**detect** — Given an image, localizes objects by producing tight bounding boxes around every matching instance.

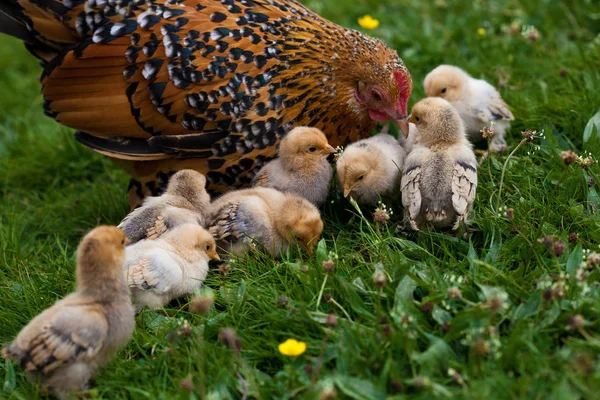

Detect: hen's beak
[395,118,410,139]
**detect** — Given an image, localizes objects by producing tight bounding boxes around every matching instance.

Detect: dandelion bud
[190,294,214,315]
[587,253,600,268]
[420,301,433,314]
[538,235,555,249]
[568,315,585,331]
[373,208,390,223]
[447,286,462,300]
[474,338,491,356]
[219,328,242,354]
[178,321,192,338]
[179,376,194,392]
[522,129,535,142]
[319,386,337,400]
[277,296,289,308]
[568,232,579,244]
[372,272,388,288]
[505,208,514,220]
[588,177,595,188]
[560,150,578,166]
[322,293,332,303]
[218,263,231,276]
[441,322,451,333]
[322,259,335,274]
[389,381,403,393]
[552,240,566,257]
[325,314,338,328]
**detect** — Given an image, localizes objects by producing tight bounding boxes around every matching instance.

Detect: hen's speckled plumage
[2,0,411,206]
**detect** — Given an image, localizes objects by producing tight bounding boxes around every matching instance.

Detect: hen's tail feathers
[0,2,30,42]
[0,0,80,63]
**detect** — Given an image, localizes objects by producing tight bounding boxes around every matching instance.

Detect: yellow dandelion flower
[477,28,486,36]
[358,15,380,30]
[278,339,307,356]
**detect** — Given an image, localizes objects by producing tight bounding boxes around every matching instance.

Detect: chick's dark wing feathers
[118,204,170,243]
[9,306,107,375]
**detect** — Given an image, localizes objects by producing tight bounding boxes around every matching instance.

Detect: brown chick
[401,98,477,230]
[252,127,335,206]
[2,226,134,399]
[424,65,514,152]
[336,133,407,205]
[207,188,323,257]
[119,169,210,243]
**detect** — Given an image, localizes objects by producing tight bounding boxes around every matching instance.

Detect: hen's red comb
[394,70,412,117]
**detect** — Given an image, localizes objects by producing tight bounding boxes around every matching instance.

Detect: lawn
[1,0,600,398]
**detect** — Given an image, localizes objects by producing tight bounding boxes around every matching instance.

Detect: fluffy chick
[336,133,406,205]
[424,65,514,152]
[207,188,323,257]
[401,98,478,230]
[252,127,336,206]
[2,226,134,399]
[118,169,210,244]
[124,223,219,312]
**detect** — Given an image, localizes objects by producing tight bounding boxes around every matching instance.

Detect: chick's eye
[358,175,364,181]
[441,88,447,94]
[205,244,211,251]
[120,239,125,245]
[415,116,421,122]
[308,146,317,153]
[371,90,383,102]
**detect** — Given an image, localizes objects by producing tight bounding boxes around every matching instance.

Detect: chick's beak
[324,145,336,154]
[407,114,416,124]
[208,250,220,261]
[343,187,352,198]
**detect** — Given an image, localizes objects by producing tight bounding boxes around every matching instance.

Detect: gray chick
[401,97,478,230]
[118,169,210,244]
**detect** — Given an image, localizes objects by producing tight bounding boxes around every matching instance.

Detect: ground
[1,0,600,399]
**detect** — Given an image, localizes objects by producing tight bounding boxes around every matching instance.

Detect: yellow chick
[336,133,407,205]
[401,98,478,230]
[2,226,134,399]
[119,169,210,244]
[207,188,323,257]
[252,127,336,206]
[424,65,514,152]
[124,223,219,312]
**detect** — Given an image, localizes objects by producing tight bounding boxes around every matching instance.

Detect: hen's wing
[3,305,108,375]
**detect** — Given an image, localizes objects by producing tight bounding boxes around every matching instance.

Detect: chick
[124,223,219,312]
[252,127,336,206]
[2,226,134,399]
[119,169,210,244]
[401,97,478,230]
[336,133,407,205]
[207,188,323,257]
[424,65,514,152]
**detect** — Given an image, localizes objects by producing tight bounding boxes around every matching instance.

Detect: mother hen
[0,0,412,206]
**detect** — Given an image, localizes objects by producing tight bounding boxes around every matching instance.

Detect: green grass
[2,0,600,398]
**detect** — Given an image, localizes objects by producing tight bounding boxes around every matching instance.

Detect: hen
[0,0,412,207]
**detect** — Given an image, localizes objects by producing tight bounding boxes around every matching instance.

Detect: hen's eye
[371,90,382,101]
[308,146,317,153]
[441,88,447,94]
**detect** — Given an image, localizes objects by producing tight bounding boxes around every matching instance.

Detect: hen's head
[344,37,412,136]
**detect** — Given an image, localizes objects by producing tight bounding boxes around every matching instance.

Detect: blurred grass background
[1,0,600,398]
